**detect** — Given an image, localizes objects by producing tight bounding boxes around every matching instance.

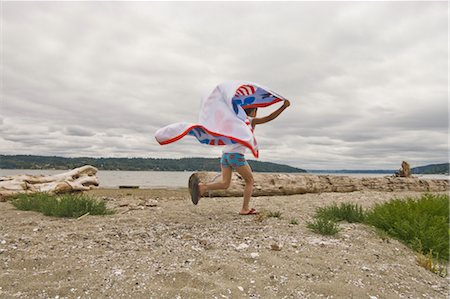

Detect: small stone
[369,296,378,299]
[250,252,259,259]
[0,240,6,245]
[235,243,249,251]
[191,245,203,252]
[145,199,158,207]
[270,243,282,251]
[237,286,244,292]
[361,266,371,272]
[32,228,39,232]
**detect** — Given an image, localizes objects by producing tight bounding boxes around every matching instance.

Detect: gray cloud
[1,2,448,170]
[64,126,96,137]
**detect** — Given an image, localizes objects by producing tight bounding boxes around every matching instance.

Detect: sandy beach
[0,188,448,298]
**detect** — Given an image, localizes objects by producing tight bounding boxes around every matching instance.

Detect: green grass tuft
[307,218,340,235]
[12,192,114,218]
[289,219,299,225]
[315,202,366,223]
[365,193,449,262]
[267,211,282,218]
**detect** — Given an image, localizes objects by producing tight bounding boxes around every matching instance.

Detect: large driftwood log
[192,172,449,197]
[0,165,99,201]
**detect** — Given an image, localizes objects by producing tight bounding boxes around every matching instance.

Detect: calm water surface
[0,169,448,188]
[0,169,192,188]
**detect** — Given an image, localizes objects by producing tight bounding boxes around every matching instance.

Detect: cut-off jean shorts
[221,153,249,169]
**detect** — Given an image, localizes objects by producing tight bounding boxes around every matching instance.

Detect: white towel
[155,80,287,158]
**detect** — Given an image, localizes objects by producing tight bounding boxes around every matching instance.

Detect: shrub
[365,193,449,262]
[307,218,340,236]
[12,192,114,218]
[306,193,449,275]
[315,202,365,223]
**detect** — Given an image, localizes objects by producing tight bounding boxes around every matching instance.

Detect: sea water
[0,169,448,189]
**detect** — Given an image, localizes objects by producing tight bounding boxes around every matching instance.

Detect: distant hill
[411,163,449,175]
[0,155,306,173]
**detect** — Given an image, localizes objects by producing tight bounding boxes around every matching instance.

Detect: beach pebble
[235,243,249,251]
[145,199,158,207]
[250,252,259,259]
[101,196,114,201]
[270,243,282,251]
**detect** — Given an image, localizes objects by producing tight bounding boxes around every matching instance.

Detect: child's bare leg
[235,164,254,214]
[199,166,232,195]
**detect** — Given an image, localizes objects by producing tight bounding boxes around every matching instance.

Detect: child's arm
[252,100,290,127]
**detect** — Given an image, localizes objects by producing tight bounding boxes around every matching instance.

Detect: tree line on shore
[0,155,306,173]
[1,155,447,174]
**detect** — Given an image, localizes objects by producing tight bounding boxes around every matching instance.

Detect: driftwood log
[0,165,99,201]
[192,172,449,197]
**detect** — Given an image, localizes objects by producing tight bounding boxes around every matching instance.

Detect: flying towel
[154,81,287,158]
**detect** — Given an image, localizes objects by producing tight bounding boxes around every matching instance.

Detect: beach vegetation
[12,192,114,218]
[289,219,299,225]
[416,249,447,277]
[315,202,365,223]
[253,210,268,223]
[307,193,449,275]
[307,217,340,235]
[365,193,449,262]
[267,211,282,219]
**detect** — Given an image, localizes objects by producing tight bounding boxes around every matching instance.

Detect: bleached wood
[0,165,99,201]
[191,172,449,197]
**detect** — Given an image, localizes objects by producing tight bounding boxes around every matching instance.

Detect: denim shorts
[221,153,249,169]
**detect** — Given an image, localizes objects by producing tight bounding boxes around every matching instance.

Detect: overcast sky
[1,1,448,170]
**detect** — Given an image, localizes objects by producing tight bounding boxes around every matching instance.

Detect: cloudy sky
[1,1,448,170]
